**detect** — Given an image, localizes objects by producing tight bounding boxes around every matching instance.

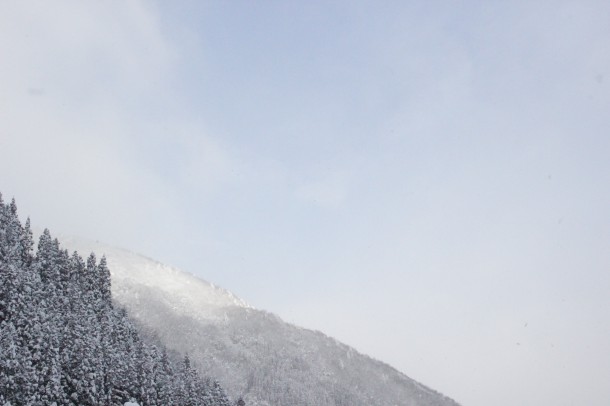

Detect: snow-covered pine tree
[210,379,232,406]
[0,197,41,404]
[155,347,175,405]
[98,255,112,307]
[177,354,198,406]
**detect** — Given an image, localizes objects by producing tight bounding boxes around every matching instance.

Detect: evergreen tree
[156,348,175,406]
[210,379,231,406]
[177,354,199,406]
[98,255,112,307]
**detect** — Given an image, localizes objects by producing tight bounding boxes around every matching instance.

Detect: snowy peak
[58,236,249,321]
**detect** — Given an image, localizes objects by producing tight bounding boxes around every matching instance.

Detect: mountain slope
[60,237,460,406]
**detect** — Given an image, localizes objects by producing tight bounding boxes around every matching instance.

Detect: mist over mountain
[60,237,461,406]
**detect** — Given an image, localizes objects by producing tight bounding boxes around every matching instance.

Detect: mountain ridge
[59,236,461,406]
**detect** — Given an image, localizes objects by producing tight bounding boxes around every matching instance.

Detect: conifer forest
[0,193,235,406]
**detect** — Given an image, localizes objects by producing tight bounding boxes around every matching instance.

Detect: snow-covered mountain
[59,237,460,406]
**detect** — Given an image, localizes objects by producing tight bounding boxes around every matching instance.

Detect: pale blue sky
[1,1,609,405]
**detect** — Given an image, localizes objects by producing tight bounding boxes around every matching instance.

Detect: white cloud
[0,1,187,253]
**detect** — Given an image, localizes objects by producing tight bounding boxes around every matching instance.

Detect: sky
[1,1,609,405]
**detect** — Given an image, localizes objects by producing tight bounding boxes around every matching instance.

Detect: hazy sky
[1,1,609,405]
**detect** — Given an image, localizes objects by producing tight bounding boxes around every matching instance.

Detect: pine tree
[0,320,23,404]
[98,255,112,307]
[156,348,175,406]
[210,379,231,406]
[177,354,197,406]
[0,198,41,404]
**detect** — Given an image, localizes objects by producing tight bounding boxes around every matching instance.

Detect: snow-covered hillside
[59,236,248,321]
[60,237,460,406]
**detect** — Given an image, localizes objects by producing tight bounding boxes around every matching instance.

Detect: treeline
[0,194,234,405]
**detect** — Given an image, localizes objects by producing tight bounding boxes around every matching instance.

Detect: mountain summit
[60,237,460,406]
